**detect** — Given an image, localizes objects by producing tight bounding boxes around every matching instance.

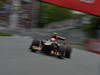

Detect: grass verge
[0,32,13,36]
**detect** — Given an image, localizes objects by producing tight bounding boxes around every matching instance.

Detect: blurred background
[0,0,100,53]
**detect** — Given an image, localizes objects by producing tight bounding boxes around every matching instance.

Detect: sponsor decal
[80,0,96,3]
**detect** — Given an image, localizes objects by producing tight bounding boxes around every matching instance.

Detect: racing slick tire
[65,46,72,58]
[31,48,37,53]
[29,39,40,53]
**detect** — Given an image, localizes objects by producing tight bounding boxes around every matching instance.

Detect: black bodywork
[29,39,72,59]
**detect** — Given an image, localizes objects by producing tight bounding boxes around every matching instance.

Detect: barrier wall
[85,38,100,54]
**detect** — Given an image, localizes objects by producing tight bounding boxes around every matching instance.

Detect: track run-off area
[0,36,100,75]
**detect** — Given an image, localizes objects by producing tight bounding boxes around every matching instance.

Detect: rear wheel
[65,46,72,58]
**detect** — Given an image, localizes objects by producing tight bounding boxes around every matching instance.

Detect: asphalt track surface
[0,36,100,75]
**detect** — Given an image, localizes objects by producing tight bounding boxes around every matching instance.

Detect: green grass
[0,32,13,36]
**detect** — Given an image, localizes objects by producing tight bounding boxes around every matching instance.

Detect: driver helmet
[53,32,59,35]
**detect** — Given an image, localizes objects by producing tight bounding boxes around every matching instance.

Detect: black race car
[29,39,72,59]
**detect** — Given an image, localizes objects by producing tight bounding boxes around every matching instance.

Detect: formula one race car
[29,39,72,59]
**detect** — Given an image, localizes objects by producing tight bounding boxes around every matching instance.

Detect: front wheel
[29,39,40,53]
[31,49,37,53]
[30,46,37,53]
